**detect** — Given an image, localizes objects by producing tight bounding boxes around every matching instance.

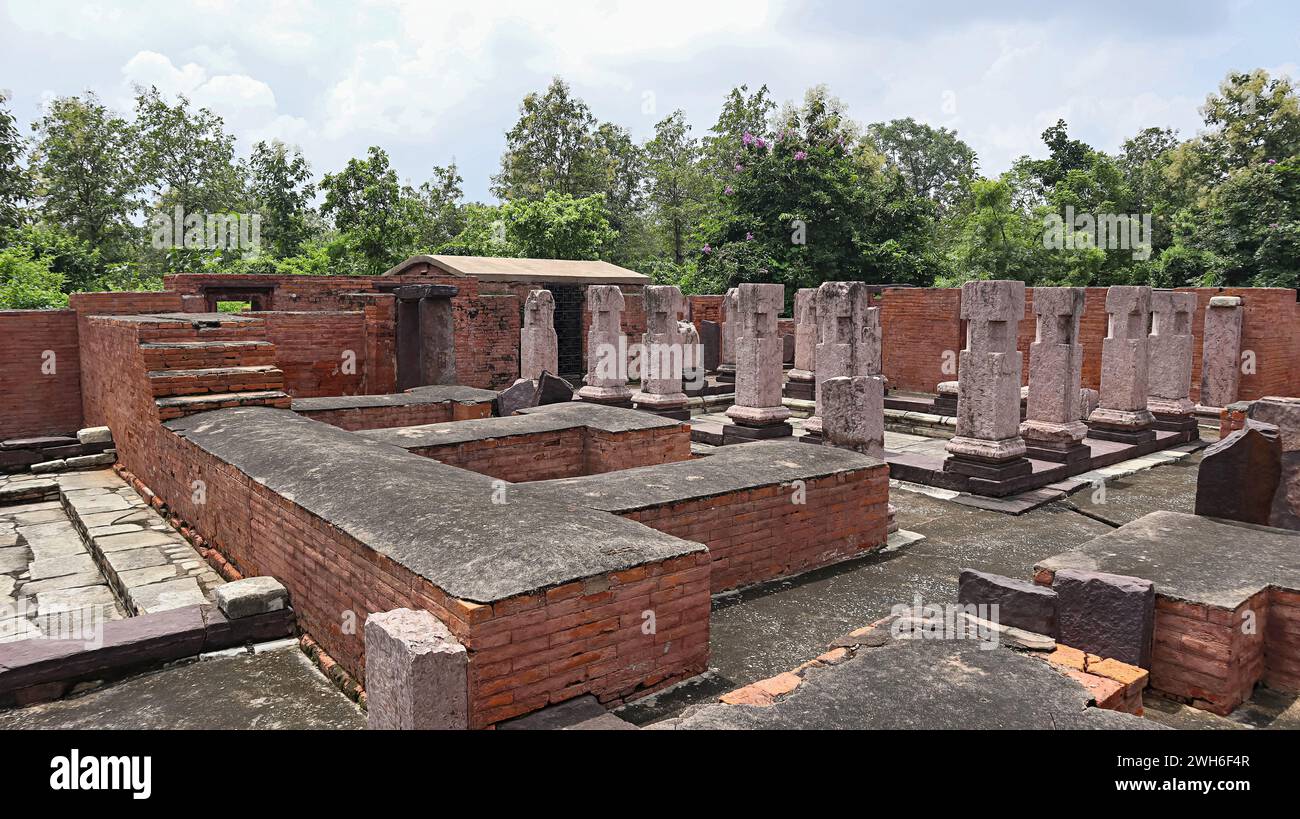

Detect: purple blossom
[794,150,808,161]
[756,138,767,149]
[735,163,744,172]
[1268,158,1278,165]
[745,232,754,241]
[724,185,734,195]
[742,131,755,147]
[701,244,712,254]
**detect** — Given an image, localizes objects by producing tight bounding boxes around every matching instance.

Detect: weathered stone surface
[1052,568,1155,668]
[719,288,739,371]
[958,568,1059,637]
[1021,287,1087,445]
[700,320,721,373]
[678,320,705,391]
[1089,286,1155,431]
[946,280,1027,462]
[520,289,558,381]
[496,378,538,417]
[1147,290,1196,415]
[807,281,879,434]
[1195,421,1281,526]
[725,283,791,426]
[1248,397,1300,530]
[633,285,688,408]
[534,371,574,406]
[130,576,207,615]
[790,287,818,380]
[215,576,289,619]
[76,427,113,445]
[1199,295,1243,409]
[365,608,467,730]
[66,453,116,469]
[578,285,632,403]
[1078,387,1100,420]
[820,376,884,457]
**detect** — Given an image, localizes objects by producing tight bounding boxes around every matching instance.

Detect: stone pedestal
[785,288,818,400]
[933,380,958,415]
[717,288,738,383]
[679,321,707,396]
[724,284,791,441]
[520,289,558,382]
[1147,290,1198,438]
[820,375,885,458]
[365,609,468,730]
[1199,295,1244,410]
[577,285,633,406]
[1088,286,1156,444]
[633,285,689,418]
[944,280,1032,486]
[1021,287,1090,465]
[805,282,879,437]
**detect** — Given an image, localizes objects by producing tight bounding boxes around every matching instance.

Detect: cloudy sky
[2,0,1297,201]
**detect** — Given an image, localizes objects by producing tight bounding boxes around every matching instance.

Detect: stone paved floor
[0,642,366,730]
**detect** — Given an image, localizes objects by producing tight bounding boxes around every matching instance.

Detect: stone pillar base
[1087,407,1156,443]
[784,377,815,401]
[943,454,1034,481]
[1024,439,1092,467]
[577,386,633,406]
[723,422,793,444]
[726,404,791,427]
[632,392,690,420]
[887,503,899,534]
[716,364,737,383]
[1151,412,1200,439]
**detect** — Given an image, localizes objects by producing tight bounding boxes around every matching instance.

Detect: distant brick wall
[879,288,963,393]
[410,425,691,482]
[1178,287,1300,402]
[467,295,520,389]
[621,464,890,593]
[0,310,82,439]
[689,295,723,330]
[296,400,491,432]
[256,311,367,398]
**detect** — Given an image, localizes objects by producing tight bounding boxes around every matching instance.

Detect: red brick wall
[0,310,83,439]
[1149,595,1265,715]
[689,295,723,330]
[467,295,521,389]
[879,288,963,393]
[1178,287,1299,402]
[409,425,691,482]
[620,464,890,594]
[296,400,491,432]
[255,312,367,398]
[1265,587,1300,693]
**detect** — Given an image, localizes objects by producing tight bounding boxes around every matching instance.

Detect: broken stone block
[533,371,575,406]
[1195,420,1281,526]
[1052,568,1155,668]
[1247,397,1300,531]
[820,375,885,457]
[700,320,721,373]
[30,460,66,475]
[215,576,289,619]
[496,379,539,417]
[65,453,116,469]
[365,608,468,730]
[958,568,1059,637]
[77,427,113,445]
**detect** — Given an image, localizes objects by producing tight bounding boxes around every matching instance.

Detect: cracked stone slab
[118,565,184,590]
[17,573,107,595]
[36,585,120,617]
[0,547,29,574]
[93,531,183,553]
[130,576,207,614]
[28,553,98,581]
[104,546,169,574]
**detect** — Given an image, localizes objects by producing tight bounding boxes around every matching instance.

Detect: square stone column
[679,320,705,394]
[785,288,818,400]
[944,280,1032,486]
[577,285,632,406]
[365,609,468,730]
[1199,295,1244,410]
[632,285,689,419]
[821,375,885,458]
[723,283,791,442]
[804,281,879,439]
[1088,286,1156,443]
[520,289,558,382]
[1021,287,1090,465]
[1147,290,1198,438]
[717,288,739,382]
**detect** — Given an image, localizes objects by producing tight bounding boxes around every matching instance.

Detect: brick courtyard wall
[295,400,491,432]
[0,310,83,439]
[76,317,161,460]
[879,288,963,393]
[1178,287,1299,402]
[1149,595,1266,715]
[255,311,367,398]
[468,294,521,388]
[619,464,890,594]
[409,425,691,482]
[1265,587,1300,693]
[689,295,723,330]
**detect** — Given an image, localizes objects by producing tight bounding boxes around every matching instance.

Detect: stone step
[147,365,285,398]
[155,390,292,421]
[139,340,276,371]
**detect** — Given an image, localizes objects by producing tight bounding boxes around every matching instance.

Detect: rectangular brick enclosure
[1037,511,1300,715]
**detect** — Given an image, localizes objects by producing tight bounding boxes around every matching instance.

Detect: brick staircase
[138,319,291,421]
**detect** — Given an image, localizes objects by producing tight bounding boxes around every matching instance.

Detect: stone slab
[958,569,1059,636]
[1052,569,1155,668]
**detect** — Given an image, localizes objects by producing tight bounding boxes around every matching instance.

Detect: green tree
[0,244,66,308]
[0,91,32,232]
[502,192,615,259]
[249,140,316,258]
[410,162,466,251]
[134,87,244,214]
[491,77,606,201]
[645,110,706,265]
[29,93,140,258]
[320,146,417,273]
[867,117,978,213]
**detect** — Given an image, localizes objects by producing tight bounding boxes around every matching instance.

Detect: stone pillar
[785,288,818,400]
[723,283,791,442]
[679,320,705,395]
[365,609,468,730]
[717,288,739,382]
[1021,287,1090,465]
[944,280,1033,491]
[1147,290,1198,438]
[1087,286,1156,444]
[577,285,633,406]
[1199,295,1244,409]
[820,375,885,458]
[519,289,558,382]
[632,285,689,419]
[395,284,458,391]
[804,281,878,439]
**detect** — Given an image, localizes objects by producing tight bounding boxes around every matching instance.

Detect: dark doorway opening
[546,284,584,383]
